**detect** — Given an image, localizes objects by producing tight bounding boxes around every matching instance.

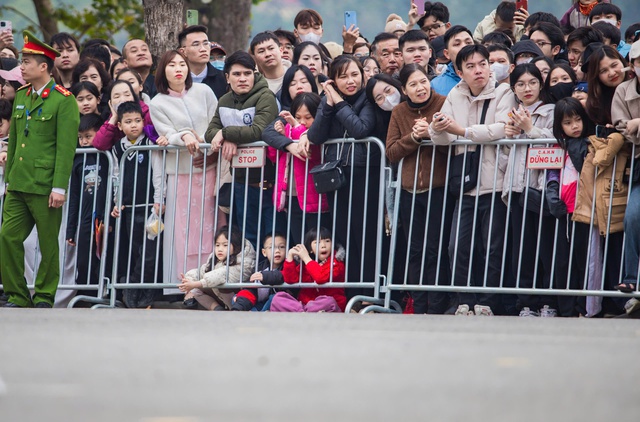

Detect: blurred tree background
[2,0,639,51]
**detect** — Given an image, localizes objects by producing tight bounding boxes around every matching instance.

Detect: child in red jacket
[270,227,346,312]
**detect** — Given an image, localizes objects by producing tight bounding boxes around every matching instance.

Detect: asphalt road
[0,310,639,422]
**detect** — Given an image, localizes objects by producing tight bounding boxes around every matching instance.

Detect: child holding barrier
[271,227,346,312]
[66,114,110,287]
[110,101,163,308]
[179,226,256,311]
[231,232,287,311]
[270,92,330,245]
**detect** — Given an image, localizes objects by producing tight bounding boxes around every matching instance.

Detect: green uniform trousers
[0,191,62,307]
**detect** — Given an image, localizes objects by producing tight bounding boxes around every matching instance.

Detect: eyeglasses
[379,50,403,59]
[283,44,294,51]
[265,245,286,250]
[354,52,369,58]
[421,23,446,33]
[188,40,211,49]
[210,54,226,61]
[514,79,540,90]
[532,40,552,48]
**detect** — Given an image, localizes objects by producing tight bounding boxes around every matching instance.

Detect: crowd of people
[0,0,639,316]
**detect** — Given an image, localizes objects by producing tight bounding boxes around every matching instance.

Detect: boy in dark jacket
[231,232,287,311]
[66,114,110,287]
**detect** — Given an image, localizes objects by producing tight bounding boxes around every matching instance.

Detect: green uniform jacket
[6,79,79,195]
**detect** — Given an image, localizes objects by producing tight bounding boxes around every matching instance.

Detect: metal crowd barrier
[371,137,640,315]
[86,138,387,312]
[0,149,115,307]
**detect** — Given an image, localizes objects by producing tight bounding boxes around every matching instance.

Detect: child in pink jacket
[268,92,330,244]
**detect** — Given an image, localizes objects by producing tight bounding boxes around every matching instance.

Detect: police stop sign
[526,147,564,170]
[232,147,266,168]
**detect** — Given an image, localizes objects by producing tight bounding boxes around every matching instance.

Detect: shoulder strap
[480,99,490,125]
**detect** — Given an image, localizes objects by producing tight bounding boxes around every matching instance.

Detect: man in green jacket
[0,31,79,308]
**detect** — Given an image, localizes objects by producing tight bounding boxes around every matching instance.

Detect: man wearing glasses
[528,22,567,63]
[178,25,227,99]
[414,1,451,41]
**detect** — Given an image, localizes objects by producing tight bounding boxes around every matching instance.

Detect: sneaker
[454,304,474,315]
[624,298,640,315]
[519,307,540,317]
[474,304,494,316]
[539,305,558,318]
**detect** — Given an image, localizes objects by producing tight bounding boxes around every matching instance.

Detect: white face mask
[380,90,401,111]
[436,63,448,75]
[490,62,510,82]
[597,18,618,27]
[516,57,533,65]
[299,32,322,44]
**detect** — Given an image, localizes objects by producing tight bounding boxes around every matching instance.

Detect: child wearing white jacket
[178,225,255,310]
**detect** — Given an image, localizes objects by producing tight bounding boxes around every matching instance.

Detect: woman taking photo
[148,50,225,292]
[385,63,448,314]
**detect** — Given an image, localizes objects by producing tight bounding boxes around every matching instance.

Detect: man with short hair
[50,32,80,89]
[474,1,525,43]
[399,30,432,73]
[205,51,280,248]
[529,22,566,63]
[250,31,287,95]
[430,25,475,96]
[589,3,630,57]
[122,38,156,98]
[566,27,603,69]
[293,9,323,44]
[178,25,227,99]
[415,1,451,41]
[273,29,297,62]
[0,31,79,308]
[487,43,514,84]
[371,32,403,77]
[429,43,516,317]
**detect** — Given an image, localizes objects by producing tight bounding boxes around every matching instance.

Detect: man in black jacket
[178,25,227,99]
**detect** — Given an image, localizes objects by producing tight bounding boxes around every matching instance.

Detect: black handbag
[519,187,551,216]
[448,149,481,195]
[448,99,490,195]
[310,160,346,194]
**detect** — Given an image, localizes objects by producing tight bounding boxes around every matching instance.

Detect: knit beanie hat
[385,14,407,34]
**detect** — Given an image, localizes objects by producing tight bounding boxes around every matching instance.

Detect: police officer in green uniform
[0,31,79,308]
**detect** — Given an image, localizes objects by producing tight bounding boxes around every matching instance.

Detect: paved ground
[0,310,639,422]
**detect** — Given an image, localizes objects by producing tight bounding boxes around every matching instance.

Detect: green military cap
[21,30,60,60]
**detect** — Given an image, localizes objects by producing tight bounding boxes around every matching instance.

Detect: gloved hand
[545,181,567,219]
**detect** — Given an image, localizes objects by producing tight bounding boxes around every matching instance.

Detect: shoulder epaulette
[54,85,72,96]
[17,83,32,92]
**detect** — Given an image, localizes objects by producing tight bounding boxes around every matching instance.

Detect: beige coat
[612,77,640,146]
[573,133,629,235]
[430,78,517,196]
[501,103,555,203]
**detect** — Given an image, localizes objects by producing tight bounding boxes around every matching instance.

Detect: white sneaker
[474,304,494,316]
[454,304,474,315]
[539,305,558,317]
[519,307,540,317]
[624,298,640,315]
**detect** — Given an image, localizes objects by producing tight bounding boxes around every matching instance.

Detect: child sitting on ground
[231,232,287,311]
[179,225,255,311]
[270,227,346,312]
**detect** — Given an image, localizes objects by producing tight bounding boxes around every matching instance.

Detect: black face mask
[549,82,575,103]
